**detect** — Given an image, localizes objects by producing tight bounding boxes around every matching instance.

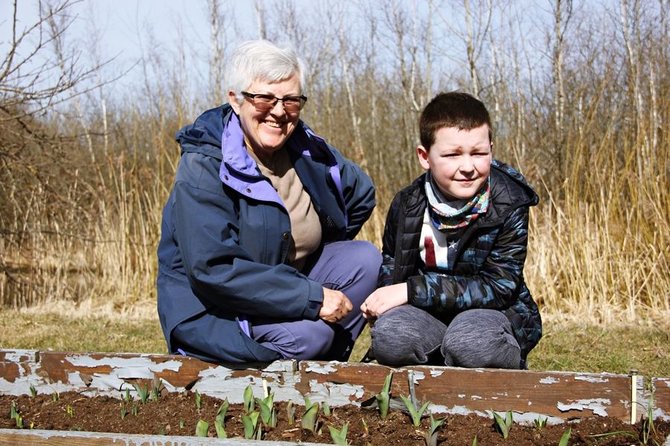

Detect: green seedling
[242,411,261,440]
[29,384,37,398]
[14,413,23,429]
[328,422,349,445]
[492,410,513,439]
[120,406,127,420]
[150,378,163,401]
[194,389,202,411]
[424,414,445,446]
[558,427,571,446]
[301,397,320,433]
[131,404,139,416]
[133,383,150,404]
[471,435,478,445]
[195,419,209,437]
[243,384,255,414]
[322,400,332,417]
[534,416,547,429]
[179,419,185,429]
[65,404,74,417]
[216,398,229,426]
[400,394,430,426]
[376,372,393,419]
[641,391,656,445]
[256,392,276,427]
[123,388,132,402]
[51,391,59,402]
[215,419,227,438]
[286,400,296,425]
[9,401,19,420]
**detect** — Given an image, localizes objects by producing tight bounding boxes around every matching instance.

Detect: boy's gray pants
[370,306,522,369]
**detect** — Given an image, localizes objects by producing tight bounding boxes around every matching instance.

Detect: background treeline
[1,0,668,325]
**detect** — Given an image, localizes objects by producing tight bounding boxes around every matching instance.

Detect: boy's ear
[416,145,431,171]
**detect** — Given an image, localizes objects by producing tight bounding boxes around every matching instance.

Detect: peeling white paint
[557,398,611,417]
[304,362,337,374]
[306,379,364,406]
[539,376,560,384]
[411,371,425,383]
[575,375,609,383]
[429,370,444,378]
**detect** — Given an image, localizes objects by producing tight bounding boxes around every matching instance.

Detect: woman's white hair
[225,40,306,102]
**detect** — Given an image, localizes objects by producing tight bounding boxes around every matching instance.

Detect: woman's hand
[319,288,353,323]
[360,283,408,319]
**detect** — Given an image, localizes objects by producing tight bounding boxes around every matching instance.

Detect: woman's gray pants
[370,306,522,369]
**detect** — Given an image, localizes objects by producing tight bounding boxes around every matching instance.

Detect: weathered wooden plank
[298,361,409,406]
[400,366,634,423]
[1,349,668,424]
[653,377,670,421]
[0,428,328,445]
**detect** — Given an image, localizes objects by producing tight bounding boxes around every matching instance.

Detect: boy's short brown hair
[419,92,492,149]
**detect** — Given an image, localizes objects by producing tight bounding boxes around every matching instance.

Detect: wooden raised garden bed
[1,349,669,445]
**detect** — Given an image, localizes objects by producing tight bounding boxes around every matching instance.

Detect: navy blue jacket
[379,160,542,360]
[157,104,375,363]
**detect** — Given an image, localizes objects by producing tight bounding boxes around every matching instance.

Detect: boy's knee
[441,309,521,369]
[370,307,445,366]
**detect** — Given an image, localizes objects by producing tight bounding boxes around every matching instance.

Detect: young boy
[361,92,542,369]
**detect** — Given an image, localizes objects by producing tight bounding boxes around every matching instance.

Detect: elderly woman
[157,40,381,364]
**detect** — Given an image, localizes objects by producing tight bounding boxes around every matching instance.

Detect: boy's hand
[319,288,353,323]
[360,283,408,319]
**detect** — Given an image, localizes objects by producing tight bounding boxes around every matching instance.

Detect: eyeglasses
[241,91,307,114]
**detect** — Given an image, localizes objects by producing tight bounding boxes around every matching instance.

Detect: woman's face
[229,74,302,157]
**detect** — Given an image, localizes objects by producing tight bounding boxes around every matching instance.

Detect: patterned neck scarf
[425,173,490,231]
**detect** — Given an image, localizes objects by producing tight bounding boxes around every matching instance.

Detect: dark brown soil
[1,391,669,445]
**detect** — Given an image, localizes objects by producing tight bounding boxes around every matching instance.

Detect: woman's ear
[416,145,431,171]
[228,91,241,114]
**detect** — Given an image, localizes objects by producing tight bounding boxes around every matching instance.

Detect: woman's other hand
[319,288,353,323]
[360,283,408,319]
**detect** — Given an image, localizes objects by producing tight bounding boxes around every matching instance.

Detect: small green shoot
[243,384,255,414]
[51,391,59,402]
[400,394,430,426]
[215,419,227,438]
[256,392,276,427]
[242,411,261,440]
[376,372,393,419]
[9,401,19,420]
[65,405,74,417]
[150,378,163,401]
[179,419,185,429]
[328,422,349,445]
[131,404,138,416]
[558,427,571,446]
[216,398,229,426]
[29,384,37,398]
[123,388,132,402]
[286,400,296,425]
[323,400,332,416]
[133,383,150,404]
[472,435,478,446]
[492,410,513,439]
[424,414,445,446]
[301,397,320,433]
[534,415,547,429]
[195,419,209,437]
[120,406,127,420]
[194,389,202,412]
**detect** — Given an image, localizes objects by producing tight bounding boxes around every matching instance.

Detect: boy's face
[417,124,492,200]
